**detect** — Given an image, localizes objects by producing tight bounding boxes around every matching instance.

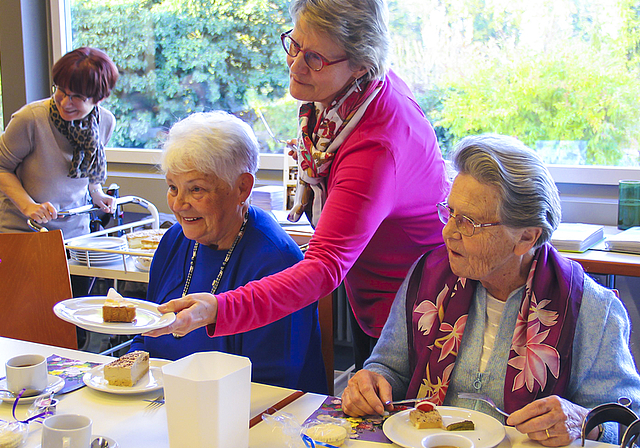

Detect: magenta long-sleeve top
[212,70,450,338]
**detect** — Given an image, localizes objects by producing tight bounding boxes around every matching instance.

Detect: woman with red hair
[0,47,119,238]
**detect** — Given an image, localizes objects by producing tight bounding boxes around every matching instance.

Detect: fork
[457,392,510,418]
[143,394,165,410]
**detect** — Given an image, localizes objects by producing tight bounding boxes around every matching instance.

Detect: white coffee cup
[5,354,48,396]
[42,414,92,448]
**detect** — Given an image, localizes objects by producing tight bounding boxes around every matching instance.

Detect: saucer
[0,375,65,404]
[35,436,118,448]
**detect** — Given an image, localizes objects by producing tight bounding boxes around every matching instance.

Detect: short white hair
[161,111,259,187]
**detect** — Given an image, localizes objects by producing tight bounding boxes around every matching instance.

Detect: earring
[240,201,245,205]
[355,77,362,92]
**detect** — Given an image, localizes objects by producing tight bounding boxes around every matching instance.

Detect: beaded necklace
[181,211,249,296]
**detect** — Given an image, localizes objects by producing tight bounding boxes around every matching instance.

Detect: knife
[384,398,426,406]
[249,390,306,428]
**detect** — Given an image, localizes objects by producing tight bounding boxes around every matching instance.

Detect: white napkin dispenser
[162,351,252,448]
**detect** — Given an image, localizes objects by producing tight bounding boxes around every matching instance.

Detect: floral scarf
[405,243,583,413]
[287,77,383,227]
[49,98,107,184]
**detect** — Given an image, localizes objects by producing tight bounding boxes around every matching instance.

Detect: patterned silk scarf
[287,77,383,227]
[49,98,107,184]
[405,243,583,413]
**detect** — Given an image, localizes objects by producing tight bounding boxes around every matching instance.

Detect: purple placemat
[47,355,102,394]
[303,396,411,444]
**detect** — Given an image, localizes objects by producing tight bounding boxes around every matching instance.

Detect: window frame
[50,0,638,185]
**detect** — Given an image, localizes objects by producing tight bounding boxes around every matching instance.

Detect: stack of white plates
[68,236,127,266]
[252,185,284,212]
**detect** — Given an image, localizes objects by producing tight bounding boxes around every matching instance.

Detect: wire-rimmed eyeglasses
[437,202,502,237]
[52,85,89,104]
[280,29,349,71]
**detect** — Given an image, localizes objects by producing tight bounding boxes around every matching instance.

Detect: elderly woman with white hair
[131,111,327,394]
[341,134,640,445]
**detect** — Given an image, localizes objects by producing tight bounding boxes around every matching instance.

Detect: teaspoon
[91,436,109,448]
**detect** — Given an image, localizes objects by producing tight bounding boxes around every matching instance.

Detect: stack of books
[251,185,284,212]
[550,223,605,252]
[605,227,640,254]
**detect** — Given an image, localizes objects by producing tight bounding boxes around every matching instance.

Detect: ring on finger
[545,429,551,439]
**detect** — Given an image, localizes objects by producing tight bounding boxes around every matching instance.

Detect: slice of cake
[446,420,475,431]
[141,234,164,250]
[103,351,150,387]
[409,408,444,429]
[102,288,136,323]
[126,229,166,250]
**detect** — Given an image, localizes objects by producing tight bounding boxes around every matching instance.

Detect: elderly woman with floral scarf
[342,134,640,446]
[0,47,118,238]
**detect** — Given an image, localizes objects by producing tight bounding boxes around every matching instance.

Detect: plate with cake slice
[83,352,166,394]
[383,406,505,448]
[53,290,175,335]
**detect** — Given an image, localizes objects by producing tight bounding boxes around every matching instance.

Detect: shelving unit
[283,150,298,210]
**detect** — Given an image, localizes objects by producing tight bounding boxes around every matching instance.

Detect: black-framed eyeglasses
[437,202,502,237]
[280,29,349,71]
[52,85,88,104]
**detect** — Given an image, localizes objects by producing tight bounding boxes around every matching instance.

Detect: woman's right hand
[143,292,219,338]
[287,138,298,160]
[341,369,394,417]
[24,202,58,223]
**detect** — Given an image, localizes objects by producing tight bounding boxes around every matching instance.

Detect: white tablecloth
[0,337,616,448]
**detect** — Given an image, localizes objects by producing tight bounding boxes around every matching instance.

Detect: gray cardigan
[365,259,640,444]
[0,99,115,238]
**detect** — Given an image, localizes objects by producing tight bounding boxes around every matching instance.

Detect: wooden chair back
[0,230,77,348]
[318,292,334,395]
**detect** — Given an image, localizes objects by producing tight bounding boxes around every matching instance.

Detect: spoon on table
[91,436,109,448]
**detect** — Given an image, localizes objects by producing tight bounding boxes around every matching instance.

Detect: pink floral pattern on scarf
[405,244,583,412]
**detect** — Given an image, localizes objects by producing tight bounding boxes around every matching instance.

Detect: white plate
[0,375,65,404]
[83,364,163,394]
[383,406,505,448]
[67,236,127,265]
[53,297,176,335]
[69,256,127,267]
[70,252,125,260]
[134,256,152,271]
[66,236,127,249]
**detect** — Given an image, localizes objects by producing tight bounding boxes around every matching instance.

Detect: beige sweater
[0,99,115,238]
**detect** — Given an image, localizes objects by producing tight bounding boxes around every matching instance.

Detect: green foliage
[72,0,291,149]
[435,43,640,165]
[70,0,640,166]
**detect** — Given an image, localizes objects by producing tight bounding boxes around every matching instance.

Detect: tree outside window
[71,0,640,166]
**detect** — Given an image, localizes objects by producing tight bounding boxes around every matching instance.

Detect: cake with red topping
[409,401,444,429]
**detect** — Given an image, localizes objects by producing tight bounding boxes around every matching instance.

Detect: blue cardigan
[131,206,327,394]
[366,258,640,443]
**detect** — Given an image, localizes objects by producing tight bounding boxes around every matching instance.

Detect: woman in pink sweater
[147,0,449,369]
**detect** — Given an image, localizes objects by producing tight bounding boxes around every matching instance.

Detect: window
[67,0,295,155]
[58,0,640,169]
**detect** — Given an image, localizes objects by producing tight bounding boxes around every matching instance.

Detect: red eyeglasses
[280,30,349,71]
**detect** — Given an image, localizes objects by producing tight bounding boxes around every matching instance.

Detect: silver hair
[289,0,390,83]
[161,111,259,188]
[452,134,561,247]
